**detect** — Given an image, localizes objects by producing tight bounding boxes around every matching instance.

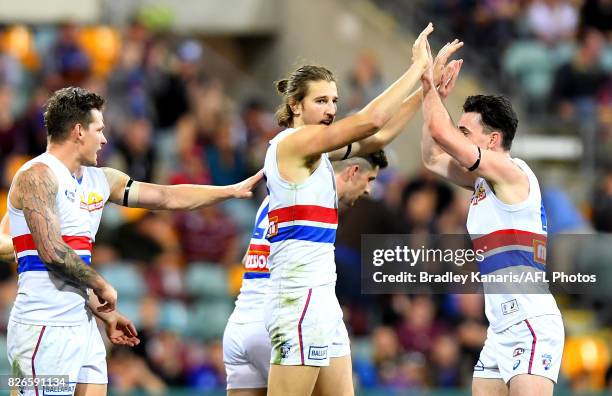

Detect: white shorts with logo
[223,320,271,389]
[7,316,107,395]
[473,314,564,384]
[264,285,350,367]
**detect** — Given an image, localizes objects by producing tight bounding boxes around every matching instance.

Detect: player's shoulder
[269,128,296,145]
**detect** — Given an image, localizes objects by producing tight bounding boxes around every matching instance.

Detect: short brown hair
[274,65,335,127]
[44,87,105,142]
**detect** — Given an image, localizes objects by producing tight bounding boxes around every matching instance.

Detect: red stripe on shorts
[31,325,46,396]
[298,288,313,365]
[524,319,537,374]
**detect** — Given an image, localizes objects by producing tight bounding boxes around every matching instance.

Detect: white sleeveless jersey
[467,158,560,332]
[228,196,270,323]
[8,153,110,325]
[263,128,338,291]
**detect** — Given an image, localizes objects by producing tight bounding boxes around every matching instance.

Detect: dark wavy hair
[463,95,518,150]
[44,86,105,142]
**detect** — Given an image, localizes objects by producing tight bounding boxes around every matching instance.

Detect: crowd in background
[0,0,611,393]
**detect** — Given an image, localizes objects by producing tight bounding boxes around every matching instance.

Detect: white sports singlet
[8,152,109,326]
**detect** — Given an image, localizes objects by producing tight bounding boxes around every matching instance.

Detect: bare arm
[280,23,434,163]
[103,168,262,210]
[329,89,423,160]
[11,164,116,311]
[0,214,14,263]
[421,53,525,191]
[329,40,465,160]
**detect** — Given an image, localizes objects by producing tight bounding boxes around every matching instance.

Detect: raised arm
[329,40,465,160]
[421,50,524,191]
[103,167,262,210]
[10,164,116,311]
[0,214,14,263]
[280,23,434,163]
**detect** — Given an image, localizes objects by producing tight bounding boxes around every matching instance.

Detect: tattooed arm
[9,163,117,312]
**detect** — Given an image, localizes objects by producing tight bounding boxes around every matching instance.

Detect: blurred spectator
[203,113,248,185]
[173,206,239,265]
[146,38,190,130]
[551,28,609,120]
[44,22,91,88]
[395,295,449,356]
[429,334,462,387]
[107,348,167,395]
[592,170,612,231]
[580,0,612,35]
[109,117,158,182]
[347,50,386,112]
[0,84,23,185]
[526,0,579,44]
[400,176,453,233]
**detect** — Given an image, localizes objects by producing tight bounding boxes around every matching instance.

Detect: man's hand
[412,23,434,69]
[433,39,463,86]
[421,38,436,95]
[438,59,463,99]
[104,312,140,347]
[93,282,117,313]
[231,169,263,199]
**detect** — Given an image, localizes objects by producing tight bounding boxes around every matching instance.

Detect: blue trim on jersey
[252,227,266,239]
[540,200,548,232]
[479,250,545,275]
[255,203,269,228]
[18,255,92,273]
[243,272,271,279]
[269,225,336,244]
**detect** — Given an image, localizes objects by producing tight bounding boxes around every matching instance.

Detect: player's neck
[46,143,82,175]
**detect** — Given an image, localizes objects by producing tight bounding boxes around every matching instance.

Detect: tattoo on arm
[17,165,100,287]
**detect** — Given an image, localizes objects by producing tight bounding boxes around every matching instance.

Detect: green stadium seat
[99,263,146,299]
[185,262,230,299]
[159,301,189,335]
[188,300,235,340]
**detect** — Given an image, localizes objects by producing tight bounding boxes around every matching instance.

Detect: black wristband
[468,146,481,172]
[341,143,353,160]
[123,179,134,207]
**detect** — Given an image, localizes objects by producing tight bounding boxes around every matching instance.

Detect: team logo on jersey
[267,216,279,238]
[80,192,104,212]
[541,354,552,370]
[280,341,291,359]
[533,239,546,264]
[470,182,487,205]
[65,188,77,202]
[513,347,525,357]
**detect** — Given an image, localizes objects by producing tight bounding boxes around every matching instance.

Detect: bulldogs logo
[542,353,552,371]
[280,341,291,359]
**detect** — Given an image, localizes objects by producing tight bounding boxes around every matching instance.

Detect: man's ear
[348,164,360,178]
[289,100,301,117]
[487,131,501,150]
[73,123,84,141]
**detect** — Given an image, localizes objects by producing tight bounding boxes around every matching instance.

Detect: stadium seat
[0,334,9,372]
[116,298,142,328]
[503,40,555,101]
[188,300,234,340]
[99,263,146,300]
[159,301,189,335]
[185,262,230,299]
